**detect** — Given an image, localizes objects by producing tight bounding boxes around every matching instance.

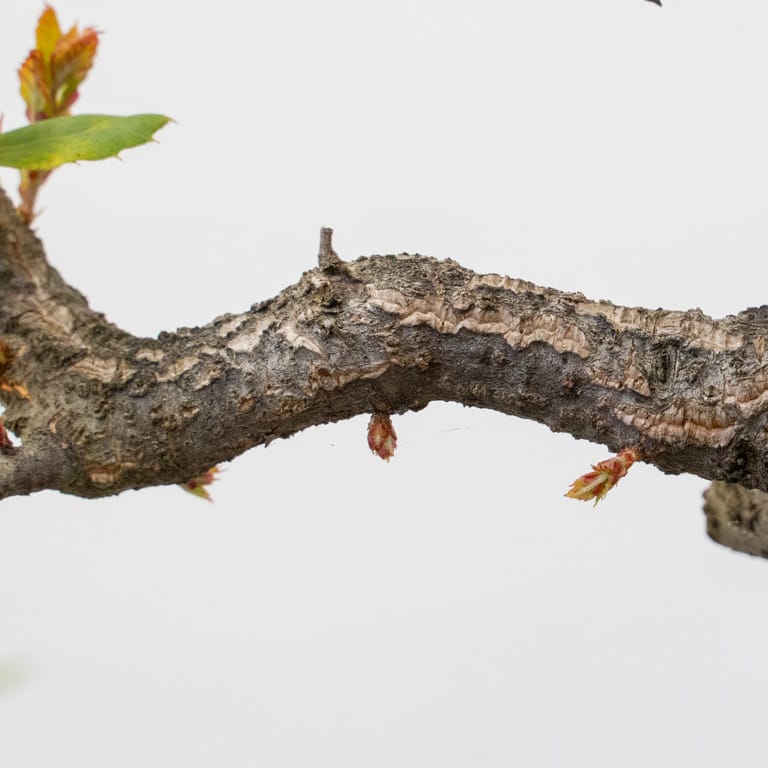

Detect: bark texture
[1,186,767,558]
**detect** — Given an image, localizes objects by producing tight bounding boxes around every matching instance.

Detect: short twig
[318,227,341,268]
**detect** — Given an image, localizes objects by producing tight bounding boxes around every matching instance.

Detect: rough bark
[702,482,768,558]
[1,186,767,557]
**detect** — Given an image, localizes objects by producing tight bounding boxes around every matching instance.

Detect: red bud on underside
[367,414,397,461]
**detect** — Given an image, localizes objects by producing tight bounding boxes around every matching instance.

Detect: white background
[1,1,768,766]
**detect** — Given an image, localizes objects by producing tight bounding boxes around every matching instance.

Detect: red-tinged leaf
[36,5,63,64]
[57,24,81,50]
[50,28,98,113]
[367,413,397,461]
[19,50,51,122]
[179,467,221,501]
[19,8,99,122]
[565,447,639,506]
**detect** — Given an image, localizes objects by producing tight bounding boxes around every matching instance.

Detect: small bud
[367,414,397,461]
[565,447,639,505]
[180,466,220,501]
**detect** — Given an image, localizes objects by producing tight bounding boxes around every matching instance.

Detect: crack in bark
[2,185,768,558]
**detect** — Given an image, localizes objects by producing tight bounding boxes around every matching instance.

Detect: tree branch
[3,185,768,557]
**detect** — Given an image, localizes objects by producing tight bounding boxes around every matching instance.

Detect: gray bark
[1,186,766,558]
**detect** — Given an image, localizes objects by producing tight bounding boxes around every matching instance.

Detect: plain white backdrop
[2,1,768,766]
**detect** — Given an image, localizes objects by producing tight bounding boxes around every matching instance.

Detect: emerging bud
[180,466,220,501]
[565,447,639,505]
[367,414,397,461]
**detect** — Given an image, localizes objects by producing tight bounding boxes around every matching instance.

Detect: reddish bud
[367,414,397,461]
[180,466,220,501]
[17,5,100,222]
[565,447,639,505]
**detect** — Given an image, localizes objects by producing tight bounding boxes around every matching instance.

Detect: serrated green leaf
[0,113,171,170]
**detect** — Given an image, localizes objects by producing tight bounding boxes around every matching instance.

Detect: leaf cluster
[0,5,170,222]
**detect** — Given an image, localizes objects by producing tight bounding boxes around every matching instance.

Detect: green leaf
[0,113,171,170]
